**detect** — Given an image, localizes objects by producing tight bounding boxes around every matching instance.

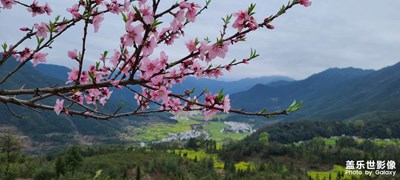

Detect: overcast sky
[1,0,399,80]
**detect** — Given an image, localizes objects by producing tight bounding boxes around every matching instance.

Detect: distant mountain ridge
[230,62,400,121]
[171,75,293,94]
[35,63,293,94]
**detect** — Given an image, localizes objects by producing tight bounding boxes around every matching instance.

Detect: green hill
[230,62,400,121]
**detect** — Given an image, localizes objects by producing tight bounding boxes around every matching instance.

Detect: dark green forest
[1,117,399,180]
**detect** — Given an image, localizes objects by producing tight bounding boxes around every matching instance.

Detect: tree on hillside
[259,132,270,146]
[0,0,308,120]
[54,156,66,178]
[136,165,141,180]
[0,133,22,179]
[64,146,82,176]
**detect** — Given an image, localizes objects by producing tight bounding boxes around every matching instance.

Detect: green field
[131,118,199,141]
[204,121,251,142]
[189,114,230,121]
[307,165,359,180]
[234,161,256,171]
[171,149,255,171]
[324,138,336,147]
[372,138,400,146]
[172,149,225,169]
[131,114,251,143]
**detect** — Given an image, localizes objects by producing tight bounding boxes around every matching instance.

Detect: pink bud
[68,49,78,59]
[266,24,275,30]
[19,27,30,31]
[299,0,312,7]
[225,65,232,72]
[179,2,187,9]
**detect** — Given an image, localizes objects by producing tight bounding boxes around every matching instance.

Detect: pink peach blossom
[150,86,171,102]
[34,22,49,38]
[67,67,79,83]
[232,11,249,32]
[54,99,64,115]
[93,13,104,33]
[16,48,32,62]
[43,2,52,15]
[27,0,45,16]
[142,37,157,56]
[223,95,231,113]
[123,23,144,46]
[110,49,121,68]
[185,39,197,53]
[32,52,47,66]
[67,4,81,19]
[1,0,15,9]
[140,6,154,24]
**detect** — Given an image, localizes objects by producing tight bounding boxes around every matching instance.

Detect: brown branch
[0,79,141,96]
[76,3,91,84]
[3,102,24,119]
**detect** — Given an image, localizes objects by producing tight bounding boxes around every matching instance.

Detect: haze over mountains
[1,54,400,151]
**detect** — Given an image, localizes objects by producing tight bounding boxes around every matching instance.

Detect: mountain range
[230,62,400,121]
[1,53,400,152]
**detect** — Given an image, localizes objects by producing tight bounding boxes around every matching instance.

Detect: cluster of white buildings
[222,122,255,133]
[161,130,209,142]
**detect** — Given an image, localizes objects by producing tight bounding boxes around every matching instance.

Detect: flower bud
[19,27,30,31]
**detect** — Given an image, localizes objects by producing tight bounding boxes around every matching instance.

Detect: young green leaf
[121,12,127,23]
[1,43,7,52]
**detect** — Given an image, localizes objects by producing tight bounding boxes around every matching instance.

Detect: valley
[1,56,400,179]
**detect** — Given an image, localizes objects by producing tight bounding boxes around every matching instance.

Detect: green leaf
[249,49,260,59]
[55,15,60,22]
[89,72,95,81]
[121,12,127,23]
[36,36,45,47]
[120,101,126,108]
[222,14,232,24]
[205,0,211,6]
[202,87,209,93]
[289,100,297,108]
[133,6,141,18]
[103,50,108,59]
[151,20,163,28]
[1,43,7,52]
[287,100,302,112]
[248,3,256,16]
[96,62,100,70]
[48,22,55,32]
[216,89,224,102]
[47,40,54,47]
[72,88,81,94]
[259,108,267,114]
